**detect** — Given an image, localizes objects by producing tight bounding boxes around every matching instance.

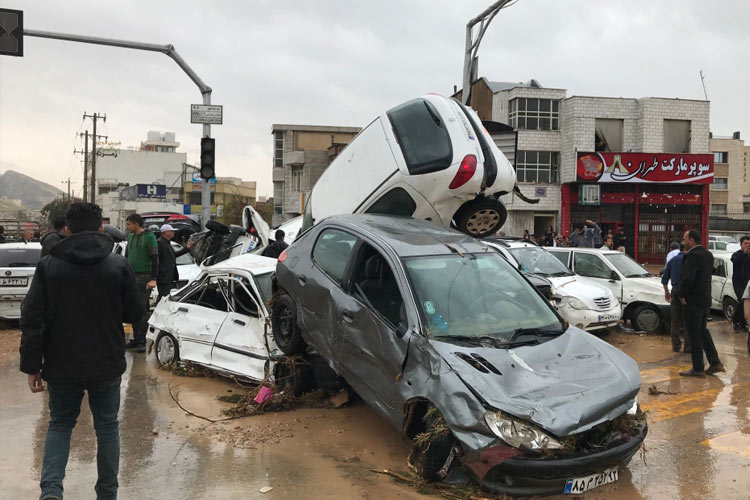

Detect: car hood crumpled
[430,328,640,438]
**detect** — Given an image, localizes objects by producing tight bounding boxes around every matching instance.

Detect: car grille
[594,297,611,310]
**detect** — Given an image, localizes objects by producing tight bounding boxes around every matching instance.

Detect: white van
[301,94,517,237]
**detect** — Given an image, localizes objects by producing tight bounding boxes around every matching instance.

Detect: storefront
[561,152,714,265]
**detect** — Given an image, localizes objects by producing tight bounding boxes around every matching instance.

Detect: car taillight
[449,154,477,189]
[278,250,288,262]
[167,214,189,220]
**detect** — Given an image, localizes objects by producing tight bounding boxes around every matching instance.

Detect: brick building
[708,133,750,236]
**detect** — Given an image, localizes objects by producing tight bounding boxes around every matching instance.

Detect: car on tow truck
[271,214,646,497]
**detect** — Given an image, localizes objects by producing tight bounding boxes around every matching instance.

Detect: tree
[41,198,73,230]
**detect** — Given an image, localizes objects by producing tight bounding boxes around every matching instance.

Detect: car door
[210,273,271,381]
[164,274,232,365]
[711,257,728,309]
[333,241,411,422]
[572,252,623,303]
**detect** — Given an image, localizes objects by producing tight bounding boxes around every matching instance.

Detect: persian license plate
[598,313,618,322]
[564,468,618,494]
[0,277,28,287]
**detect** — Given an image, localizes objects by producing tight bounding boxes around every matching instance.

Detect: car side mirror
[610,270,619,281]
[396,322,408,338]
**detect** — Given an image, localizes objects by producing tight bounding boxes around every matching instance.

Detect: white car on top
[0,242,42,320]
[548,247,670,334]
[484,239,621,332]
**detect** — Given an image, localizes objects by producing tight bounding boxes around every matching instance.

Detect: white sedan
[0,242,42,320]
[146,253,283,382]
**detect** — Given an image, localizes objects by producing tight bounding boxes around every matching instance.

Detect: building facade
[708,133,750,235]
[182,176,257,224]
[271,124,360,226]
[466,78,712,263]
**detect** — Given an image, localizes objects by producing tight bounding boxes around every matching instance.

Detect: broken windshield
[403,253,561,344]
[509,246,573,276]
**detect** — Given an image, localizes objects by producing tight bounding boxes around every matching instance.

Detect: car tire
[723,297,739,322]
[206,219,230,235]
[632,304,662,333]
[274,359,313,397]
[454,198,507,237]
[413,410,455,482]
[155,332,179,368]
[271,294,307,355]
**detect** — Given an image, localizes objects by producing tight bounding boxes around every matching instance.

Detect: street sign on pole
[191,104,223,125]
[0,8,23,57]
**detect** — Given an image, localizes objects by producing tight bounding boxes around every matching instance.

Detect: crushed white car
[711,250,738,320]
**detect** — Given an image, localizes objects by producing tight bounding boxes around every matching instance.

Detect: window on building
[273,182,283,214]
[274,131,283,168]
[516,151,559,183]
[744,203,750,214]
[712,177,728,190]
[713,151,729,163]
[710,204,727,216]
[579,184,601,205]
[291,166,303,192]
[663,120,691,153]
[594,119,624,152]
[509,98,559,131]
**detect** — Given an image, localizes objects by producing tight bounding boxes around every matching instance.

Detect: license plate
[598,313,618,322]
[0,277,28,287]
[564,468,618,494]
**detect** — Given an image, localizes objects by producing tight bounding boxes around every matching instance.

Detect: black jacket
[40,230,65,258]
[731,249,750,294]
[19,231,143,383]
[262,239,289,259]
[674,245,713,308]
[156,237,189,288]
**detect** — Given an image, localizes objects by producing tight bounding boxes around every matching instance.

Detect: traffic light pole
[22,28,214,227]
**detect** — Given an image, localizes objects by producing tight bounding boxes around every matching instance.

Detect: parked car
[139,212,202,244]
[300,94,518,238]
[485,238,621,331]
[709,234,737,243]
[272,214,646,496]
[548,248,670,333]
[0,242,42,320]
[710,251,739,320]
[708,240,740,253]
[146,253,281,381]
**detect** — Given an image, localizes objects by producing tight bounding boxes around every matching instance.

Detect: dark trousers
[684,305,721,371]
[670,296,690,351]
[133,274,151,344]
[41,377,121,500]
[156,283,171,303]
[733,286,746,327]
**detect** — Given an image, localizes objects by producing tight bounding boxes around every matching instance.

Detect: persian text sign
[577,152,714,184]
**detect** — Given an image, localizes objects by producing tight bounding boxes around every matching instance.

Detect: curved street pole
[461,0,516,105]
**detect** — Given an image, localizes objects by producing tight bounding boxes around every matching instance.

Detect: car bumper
[558,305,621,331]
[476,424,647,497]
[0,299,23,320]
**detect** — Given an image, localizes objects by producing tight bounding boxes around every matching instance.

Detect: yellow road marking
[700,431,750,459]
[641,381,750,422]
[640,365,689,384]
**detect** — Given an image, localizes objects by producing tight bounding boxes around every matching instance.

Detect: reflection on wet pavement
[1,320,749,499]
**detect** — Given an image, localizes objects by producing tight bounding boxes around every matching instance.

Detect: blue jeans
[40,377,121,500]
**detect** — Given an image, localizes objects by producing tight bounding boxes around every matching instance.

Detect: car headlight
[627,398,638,415]
[484,411,563,451]
[563,296,589,310]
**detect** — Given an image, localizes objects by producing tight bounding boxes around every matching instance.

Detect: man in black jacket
[40,216,67,258]
[676,229,724,377]
[262,229,289,259]
[19,202,143,500]
[156,223,193,300]
[730,235,750,331]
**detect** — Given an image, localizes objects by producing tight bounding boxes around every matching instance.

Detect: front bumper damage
[557,303,621,332]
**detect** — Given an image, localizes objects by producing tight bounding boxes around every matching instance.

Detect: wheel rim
[725,301,736,320]
[465,209,501,235]
[636,309,660,332]
[277,305,293,344]
[157,335,176,367]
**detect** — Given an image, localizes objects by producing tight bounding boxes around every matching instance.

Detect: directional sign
[0,8,23,57]
[190,104,223,125]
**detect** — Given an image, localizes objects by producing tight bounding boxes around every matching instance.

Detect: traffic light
[200,137,215,180]
[0,9,24,57]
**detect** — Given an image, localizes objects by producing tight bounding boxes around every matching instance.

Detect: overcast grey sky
[1,0,748,197]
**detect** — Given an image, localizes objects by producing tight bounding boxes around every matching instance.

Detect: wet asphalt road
[1,320,750,500]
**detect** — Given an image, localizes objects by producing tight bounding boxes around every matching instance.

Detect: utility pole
[74,130,90,202]
[61,178,74,200]
[83,112,106,203]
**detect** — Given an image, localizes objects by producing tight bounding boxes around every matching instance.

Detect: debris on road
[648,384,677,396]
[258,486,274,494]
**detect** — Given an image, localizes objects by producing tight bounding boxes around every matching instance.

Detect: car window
[254,272,273,305]
[312,228,358,285]
[574,253,613,280]
[716,242,727,251]
[181,275,230,312]
[713,258,727,278]
[224,276,262,317]
[509,247,573,276]
[365,187,417,217]
[387,98,453,175]
[0,247,41,268]
[351,243,405,328]
[604,253,650,278]
[549,250,570,267]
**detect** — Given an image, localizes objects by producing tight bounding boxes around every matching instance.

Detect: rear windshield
[387,98,453,175]
[0,247,41,268]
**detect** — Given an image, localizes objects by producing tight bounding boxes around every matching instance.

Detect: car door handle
[233,319,246,326]
[177,307,188,313]
[298,275,307,285]
[342,311,354,322]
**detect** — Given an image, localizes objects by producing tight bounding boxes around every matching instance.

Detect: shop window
[710,204,727,216]
[594,119,624,152]
[713,151,728,163]
[579,184,601,205]
[509,98,559,131]
[291,166,303,192]
[516,151,559,183]
[712,177,728,190]
[663,120,691,153]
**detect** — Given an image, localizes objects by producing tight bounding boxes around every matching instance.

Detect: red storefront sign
[577,152,714,184]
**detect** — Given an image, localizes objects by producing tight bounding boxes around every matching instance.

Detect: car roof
[206,253,277,275]
[0,242,42,250]
[326,214,492,258]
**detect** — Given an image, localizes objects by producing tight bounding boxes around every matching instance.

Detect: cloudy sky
[1,0,748,197]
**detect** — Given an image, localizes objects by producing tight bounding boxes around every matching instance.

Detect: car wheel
[274,359,313,397]
[723,297,739,321]
[633,304,662,333]
[271,294,307,355]
[412,409,455,482]
[155,332,179,368]
[454,198,507,237]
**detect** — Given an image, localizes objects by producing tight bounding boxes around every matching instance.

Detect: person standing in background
[730,236,750,332]
[124,214,158,353]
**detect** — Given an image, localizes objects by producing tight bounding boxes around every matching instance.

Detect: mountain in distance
[0,170,63,209]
